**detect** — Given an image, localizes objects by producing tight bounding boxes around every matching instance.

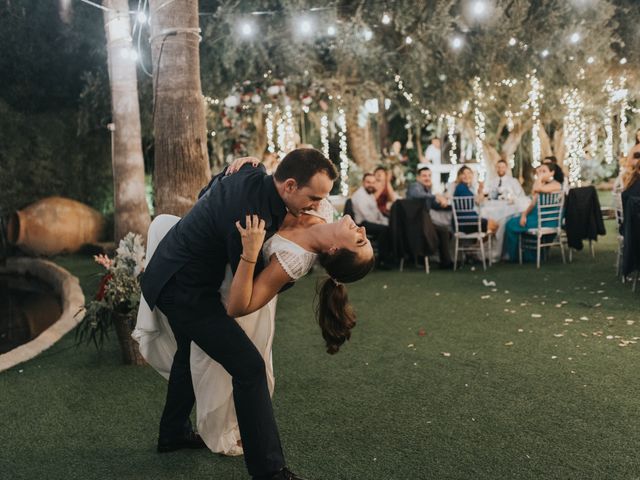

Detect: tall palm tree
[103,0,150,241]
[149,0,210,216]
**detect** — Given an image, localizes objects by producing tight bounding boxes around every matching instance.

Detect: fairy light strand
[446,114,458,164]
[265,103,275,153]
[337,107,350,196]
[602,78,614,165]
[561,88,586,186]
[472,77,487,180]
[320,114,330,159]
[528,73,543,168]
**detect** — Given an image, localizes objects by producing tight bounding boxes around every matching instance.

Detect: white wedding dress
[132,200,334,455]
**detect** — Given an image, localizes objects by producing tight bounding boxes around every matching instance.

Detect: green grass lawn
[2,220,639,479]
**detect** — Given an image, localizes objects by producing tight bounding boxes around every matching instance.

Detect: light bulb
[508,37,517,46]
[136,11,147,23]
[541,49,550,58]
[570,32,580,43]
[382,13,391,24]
[405,36,413,45]
[327,25,336,36]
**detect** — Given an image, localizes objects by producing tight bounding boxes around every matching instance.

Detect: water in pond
[0,274,62,354]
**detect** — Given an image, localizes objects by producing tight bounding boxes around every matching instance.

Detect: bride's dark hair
[315,249,375,354]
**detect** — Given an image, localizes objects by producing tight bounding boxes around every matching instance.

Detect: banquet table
[480,197,530,262]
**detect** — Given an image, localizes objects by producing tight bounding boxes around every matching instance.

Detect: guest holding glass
[504,162,563,262]
[452,166,498,234]
[374,166,397,217]
[485,159,525,200]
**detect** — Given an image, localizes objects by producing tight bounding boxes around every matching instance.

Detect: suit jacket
[389,199,439,259]
[141,164,287,311]
[564,186,606,250]
[622,182,640,276]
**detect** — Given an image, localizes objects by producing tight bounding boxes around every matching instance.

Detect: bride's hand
[226,156,260,175]
[235,215,266,262]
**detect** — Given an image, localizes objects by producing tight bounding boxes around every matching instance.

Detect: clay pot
[113,312,146,366]
[6,197,105,256]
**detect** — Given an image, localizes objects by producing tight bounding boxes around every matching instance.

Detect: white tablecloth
[480,197,530,262]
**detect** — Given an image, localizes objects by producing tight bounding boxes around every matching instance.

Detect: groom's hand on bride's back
[226,156,261,175]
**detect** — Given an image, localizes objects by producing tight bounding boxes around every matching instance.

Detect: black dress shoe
[157,431,207,453]
[255,467,308,480]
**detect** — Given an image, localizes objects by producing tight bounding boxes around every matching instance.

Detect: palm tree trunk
[149,0,210,216]
[103,0,150,242]
[345,95,379,172]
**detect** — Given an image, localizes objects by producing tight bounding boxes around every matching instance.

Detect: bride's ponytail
[316,277,355,354]
[316,249,375,354]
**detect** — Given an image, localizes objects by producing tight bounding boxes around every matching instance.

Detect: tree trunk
[149,0,210,216]
[377,94,389,154]
[103,0,150,242]
[345,96,379,172]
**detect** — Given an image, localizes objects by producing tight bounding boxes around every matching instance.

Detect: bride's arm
[226,215,292,317]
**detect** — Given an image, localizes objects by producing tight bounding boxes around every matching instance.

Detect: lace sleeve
[272,249,316,280]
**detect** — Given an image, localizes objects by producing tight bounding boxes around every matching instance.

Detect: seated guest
[406,167,454,269]
[504,163,563,262]
[374,166,397,216]
[622,160,640,204]
[351,173,392,267]
[452,166,498,234]
[485,159,525,199]
[542,155,569,193]
[407,166,449,210]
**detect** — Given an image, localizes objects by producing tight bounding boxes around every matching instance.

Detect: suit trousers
[156,276,284,478]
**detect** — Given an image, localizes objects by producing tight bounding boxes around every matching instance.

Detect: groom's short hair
[274,148,338,186]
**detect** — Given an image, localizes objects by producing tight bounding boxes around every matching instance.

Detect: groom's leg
[183,302,285,478]
[155,285,197,441]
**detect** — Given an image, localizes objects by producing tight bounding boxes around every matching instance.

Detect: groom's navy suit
[142,164,287,477]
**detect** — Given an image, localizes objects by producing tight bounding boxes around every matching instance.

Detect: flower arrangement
[76,232,146,364]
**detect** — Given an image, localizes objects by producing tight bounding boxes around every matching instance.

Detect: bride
[133,166,374,456]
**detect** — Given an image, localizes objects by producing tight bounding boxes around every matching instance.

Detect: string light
[362,28,373,41]
[618,76,629,156]
[382,13,391,24]
[620,57,627,65]
[540,49,550,58]
[405,36,413,45]
[284,103,296,153]
[240,21,254,37]
[528,72,543,167]
[446,114,458,164]
[337,108,350,197]
[561,88,586,186]
[327,25,336,36]
[602,78,614,165]
[320,114,330,159]
[136,11,147,23]
[275,106,286,159]
[265,104,275,154]
[586,56,595,64]
[472,77,487,180]
[451,36,464,50]
[570,32,580,44]
[508,37,517,46]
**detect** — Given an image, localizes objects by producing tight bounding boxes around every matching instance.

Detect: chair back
[613,191,624,230]
[452,196,481,233]
[536,192,564,230]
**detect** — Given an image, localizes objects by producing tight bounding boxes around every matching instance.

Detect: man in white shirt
[485,159,525,199]
[350,173,391,267]
[424,138,442,165]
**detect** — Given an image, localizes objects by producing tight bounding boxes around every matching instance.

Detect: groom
[141,148,337,480]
